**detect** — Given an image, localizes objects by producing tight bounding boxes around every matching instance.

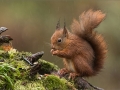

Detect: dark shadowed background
[0,0,120,90]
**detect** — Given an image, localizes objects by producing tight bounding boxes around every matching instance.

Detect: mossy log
[0,48,103,90]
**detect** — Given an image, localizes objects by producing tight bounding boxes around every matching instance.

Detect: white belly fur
[63,59,76,73]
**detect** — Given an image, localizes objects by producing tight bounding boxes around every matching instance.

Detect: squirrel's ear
[56,19,60,30]
[63,21,68,37]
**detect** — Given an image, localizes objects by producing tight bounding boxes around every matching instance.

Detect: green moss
[0,50,9,59]
[43,75,72,90]
[39,59,59,74]
[0,62,16,90]
[14,80,45,90]
[0,48,76,90]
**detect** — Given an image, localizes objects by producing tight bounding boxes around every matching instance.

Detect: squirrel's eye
[57,38,62,42]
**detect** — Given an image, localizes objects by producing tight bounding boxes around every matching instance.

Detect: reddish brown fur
[51,9,107,77]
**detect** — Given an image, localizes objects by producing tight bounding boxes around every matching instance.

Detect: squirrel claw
[68,73,79,80]
[57,68,68,77]
[50,49,54,53]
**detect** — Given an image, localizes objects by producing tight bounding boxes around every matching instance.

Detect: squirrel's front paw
[51,50,59,55]
[53,50,59,55]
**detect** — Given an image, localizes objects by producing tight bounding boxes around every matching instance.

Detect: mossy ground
[0,48,75,90]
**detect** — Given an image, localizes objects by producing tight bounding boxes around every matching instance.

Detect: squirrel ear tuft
[56,19,60,30]
[63,20,68,37]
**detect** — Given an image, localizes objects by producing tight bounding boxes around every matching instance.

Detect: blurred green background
[0,0,120,90]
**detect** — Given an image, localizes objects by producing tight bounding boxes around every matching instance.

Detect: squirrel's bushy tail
[71,9,107,74]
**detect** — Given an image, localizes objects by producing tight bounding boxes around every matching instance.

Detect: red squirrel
[50,10,107,77]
